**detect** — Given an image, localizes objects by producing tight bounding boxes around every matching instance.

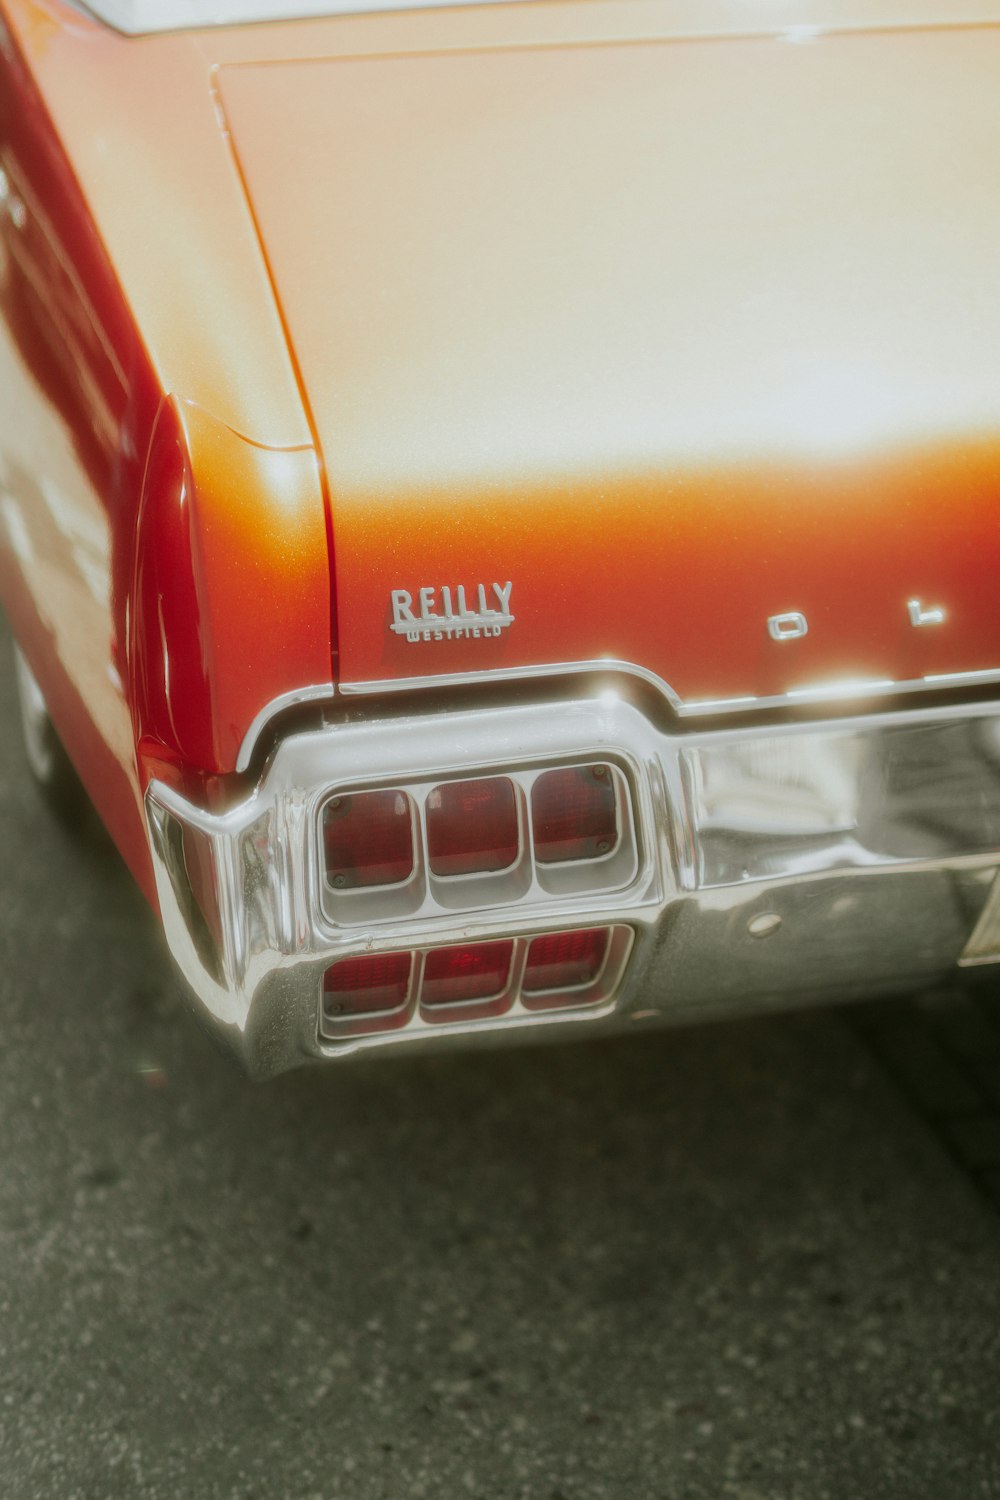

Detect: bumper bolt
[747,911,782,939]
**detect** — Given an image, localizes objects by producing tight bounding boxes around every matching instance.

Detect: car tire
[13,642,88,825]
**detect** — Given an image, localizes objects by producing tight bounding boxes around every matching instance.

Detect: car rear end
[8,0,1000,1075]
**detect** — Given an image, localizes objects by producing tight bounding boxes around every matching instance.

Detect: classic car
[3,0,1000,1077]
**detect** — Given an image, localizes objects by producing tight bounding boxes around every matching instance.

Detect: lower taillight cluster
[321,925,632,1039]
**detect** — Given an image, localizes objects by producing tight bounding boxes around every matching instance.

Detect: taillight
[422,939,515,1008]
[324,789,414,889]
[426,777,519,877]
[531,764,618,863]
[321,926,631,1041]
[523,927,610,994]
[323,951,412,1017]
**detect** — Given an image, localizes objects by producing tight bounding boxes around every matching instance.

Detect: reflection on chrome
[334,657,1000,723]
[146,688,1000,1078]
[685,719,1000,888]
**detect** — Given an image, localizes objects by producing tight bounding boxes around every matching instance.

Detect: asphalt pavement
[0,615,998,1500]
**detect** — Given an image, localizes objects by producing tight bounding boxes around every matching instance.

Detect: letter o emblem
[767,611,809,641]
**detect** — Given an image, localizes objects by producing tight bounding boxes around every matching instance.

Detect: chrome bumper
[145,691,1000,1078]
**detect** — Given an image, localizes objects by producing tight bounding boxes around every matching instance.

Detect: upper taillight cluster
[321,762,627,903]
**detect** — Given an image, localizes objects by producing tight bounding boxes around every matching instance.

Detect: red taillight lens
[324,789,414,889]
[323,952,412,1017]
[426,777,519,877]
[523,927,610,994]
[422,940,515,1008]
[531,765,618,864]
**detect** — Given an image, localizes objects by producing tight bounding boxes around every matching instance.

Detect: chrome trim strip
[236,661,1000,777]
[338,659,684,704]
[77,0,1000,38]
[234,683,334,774]
[924,668,1000,686]
[336,660,1000,717]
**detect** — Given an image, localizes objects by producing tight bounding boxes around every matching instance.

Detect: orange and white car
[3,0,1000,1075]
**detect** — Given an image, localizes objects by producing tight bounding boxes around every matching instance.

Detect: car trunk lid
[218,22,1000,710]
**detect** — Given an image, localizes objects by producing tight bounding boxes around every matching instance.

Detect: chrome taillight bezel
[146,690,669,1075]
[315,757,640,932]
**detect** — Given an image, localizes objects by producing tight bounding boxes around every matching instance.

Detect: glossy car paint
[2,0,1000,904]
[0,0,334,896]
[219,27,1000,700]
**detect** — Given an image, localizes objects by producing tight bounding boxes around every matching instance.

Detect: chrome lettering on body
[908,598,946,627]
[767,599,949,642]
[391,582,514,643]
[767,611,809,641]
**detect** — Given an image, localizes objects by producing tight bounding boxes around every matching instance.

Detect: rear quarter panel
[0,0,335,900]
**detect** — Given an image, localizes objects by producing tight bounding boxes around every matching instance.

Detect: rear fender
[129,396,332,790]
